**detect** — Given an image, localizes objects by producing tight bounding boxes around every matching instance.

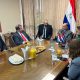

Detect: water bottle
[50,38,54,48]
[64,43,69,54]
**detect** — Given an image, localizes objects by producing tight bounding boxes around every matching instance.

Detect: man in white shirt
[13,24,32,45]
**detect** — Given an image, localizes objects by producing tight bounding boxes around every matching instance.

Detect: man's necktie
[44,27,46,38]
[20,32,27,41]
[42,26,46,38]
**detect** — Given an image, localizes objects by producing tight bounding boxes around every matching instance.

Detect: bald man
[36,20,53,40]
[57,23,73,44]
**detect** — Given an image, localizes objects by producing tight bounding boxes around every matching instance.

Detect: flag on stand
[63,0,76,33]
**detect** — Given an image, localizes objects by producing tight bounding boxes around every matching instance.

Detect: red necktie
[20,32,27,41]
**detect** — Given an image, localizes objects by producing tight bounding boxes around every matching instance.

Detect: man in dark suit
[36,20,53,40]
[13,24,32,45]
[0,36,7,51]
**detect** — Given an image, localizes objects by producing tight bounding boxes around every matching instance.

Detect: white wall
[0,0,21,33]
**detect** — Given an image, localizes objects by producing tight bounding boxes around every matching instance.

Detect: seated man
[0,36,7,51]
[13,24,32,45]
[36,19,53,40]
[56,23,73,46]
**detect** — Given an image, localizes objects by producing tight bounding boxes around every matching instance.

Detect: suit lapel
[16,32,23,40]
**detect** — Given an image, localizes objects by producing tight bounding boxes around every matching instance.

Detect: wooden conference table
[0,40,68,80]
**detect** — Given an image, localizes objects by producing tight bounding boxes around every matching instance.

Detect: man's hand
[23,41,26,44]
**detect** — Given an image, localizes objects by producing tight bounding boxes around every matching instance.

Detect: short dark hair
[15,24,22,30]
[68,39,80,59]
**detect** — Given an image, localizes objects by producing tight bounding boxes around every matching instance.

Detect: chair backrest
[9,32,16,47]
[3,32,17,48]
[3,33,10,48]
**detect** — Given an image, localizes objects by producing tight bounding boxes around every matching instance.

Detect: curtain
[23,0,80,37]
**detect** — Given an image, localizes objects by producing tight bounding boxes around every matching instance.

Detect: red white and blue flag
[63,0,76,33]
[57,32,65,43]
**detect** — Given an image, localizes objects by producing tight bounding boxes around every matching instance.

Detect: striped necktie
[20,32,28,41]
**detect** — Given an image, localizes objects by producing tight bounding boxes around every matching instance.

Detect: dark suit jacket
[13,31,32,45]
[0,36,7,51]
[36,24,53,40]
[57,29,73,43]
